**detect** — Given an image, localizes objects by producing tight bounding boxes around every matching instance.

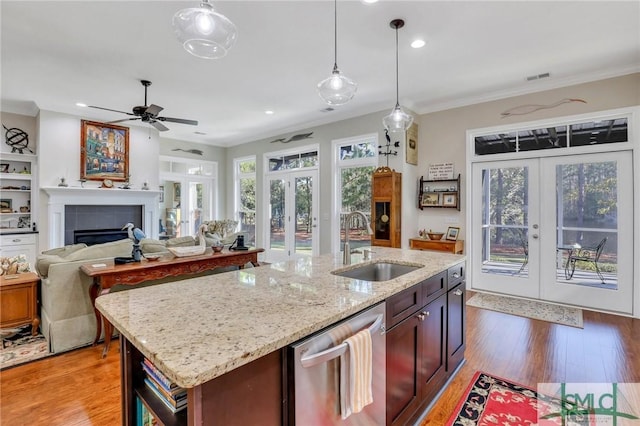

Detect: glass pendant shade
[317,65,357,106]
[383,103,414,131]
[172,1,237,59]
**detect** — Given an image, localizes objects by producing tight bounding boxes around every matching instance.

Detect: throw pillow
[0,254,31,276]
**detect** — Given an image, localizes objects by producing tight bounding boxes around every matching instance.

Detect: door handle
[532,234,539,239]
[454,289,463,296]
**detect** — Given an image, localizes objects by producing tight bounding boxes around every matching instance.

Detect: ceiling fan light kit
[172,0,237,59]
[383,19,414,132]
[317,0,357,106]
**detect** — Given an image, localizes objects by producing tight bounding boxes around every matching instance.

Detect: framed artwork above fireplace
[80,120,129,182]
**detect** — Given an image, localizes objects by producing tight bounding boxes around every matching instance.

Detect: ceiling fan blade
[106,118,140,124]
[145,104,164,117]
[149,120,170,132]
[88,105,135,116]
[157,116,198,126]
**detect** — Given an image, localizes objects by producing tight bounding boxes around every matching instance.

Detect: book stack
[136,396,158,426]
[141,358,187,414]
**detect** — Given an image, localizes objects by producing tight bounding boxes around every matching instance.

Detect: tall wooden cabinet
[371,167,401,248]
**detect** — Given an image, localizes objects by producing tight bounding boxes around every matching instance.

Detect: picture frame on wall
[80,120,129,182]
[442,193,457,208]
[0,163,9,173]
[421,192,440,206]
[159,185,164,203]
[446,226,460,241]
[405,122,418,165]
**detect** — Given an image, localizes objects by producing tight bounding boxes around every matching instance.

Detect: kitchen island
[97,247,465,425]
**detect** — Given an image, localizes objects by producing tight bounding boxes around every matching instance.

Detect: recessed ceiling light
[194,131,207,135]
[76,102,87,107]
[265,110,274,115]
[411,39,426,49]
[362,0,378,3]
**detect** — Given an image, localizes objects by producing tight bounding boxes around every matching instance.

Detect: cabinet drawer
[447,262,465,290]
[1,234,36,246]
[421,270,446,306]
[386,284,422,328]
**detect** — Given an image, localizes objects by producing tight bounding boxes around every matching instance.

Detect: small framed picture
[421,192,440,206]
[442,193,457,208]
[0,199,12,210]
[159,185,164,203]
[0,163,9,173]
[446,226,460,241]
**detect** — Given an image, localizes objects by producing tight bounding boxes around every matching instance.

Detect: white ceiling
[2,1,639,147]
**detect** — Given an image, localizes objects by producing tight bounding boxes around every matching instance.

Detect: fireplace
[42,187,160,250]
[74,228,130,246]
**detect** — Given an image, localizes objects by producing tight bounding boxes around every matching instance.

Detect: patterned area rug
[467,292,583,328]
[447,371,561,425]
[1,324,51,369]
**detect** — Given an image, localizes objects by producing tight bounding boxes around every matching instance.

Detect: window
[234,156,256,244]
[332,134,378,253]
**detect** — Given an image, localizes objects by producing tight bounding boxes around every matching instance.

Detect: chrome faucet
[343,211,373,265]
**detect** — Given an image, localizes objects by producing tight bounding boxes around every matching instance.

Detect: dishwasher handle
[300,314,384,368]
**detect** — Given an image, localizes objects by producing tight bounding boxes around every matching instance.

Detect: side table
[0,271,40,335]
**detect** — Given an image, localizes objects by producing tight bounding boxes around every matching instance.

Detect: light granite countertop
[96,247,464,388]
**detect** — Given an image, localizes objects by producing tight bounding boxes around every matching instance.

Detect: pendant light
[317,0,357,106]
[172,0,237,59]
[383,19,413,131]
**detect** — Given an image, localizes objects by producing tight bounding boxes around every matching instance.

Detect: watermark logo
[538,382,640,425]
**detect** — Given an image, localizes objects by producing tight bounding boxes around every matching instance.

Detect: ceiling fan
[89,80,198,132]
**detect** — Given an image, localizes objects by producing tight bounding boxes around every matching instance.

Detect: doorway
[266,170,318,262]
[471,152,633,314]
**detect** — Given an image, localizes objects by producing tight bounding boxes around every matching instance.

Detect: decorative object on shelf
[442,193,457,208]
[172,0,237,59]
[78,178,87,188]
[80,120,129,182]
[418,174,460,211]
[141,182,149,190]
[421,192,439,206]
[316,0,357,106]
[119,174,132,189]
[419,229,444,240]
[0,199,11,210]
[144,254,161,261]
[168,224,207,257]
[269,132,314,144]
[17,216,30,228]
[405,122,418,165]
[0,163,8,173]
[446,226,460,241]
[122,222,146,262]
[212,244,223,253]
[19,206,29,213]
[3,125,33,154]
[500,98,586,118]
[57,177,68,187]
[101,179,114,189]
[382,19,414,132]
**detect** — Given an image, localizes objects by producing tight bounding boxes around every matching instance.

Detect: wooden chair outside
[567,237,608,283]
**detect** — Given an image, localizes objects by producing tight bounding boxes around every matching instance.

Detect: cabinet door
[447,283,466,372]
[420,294,447,404]
[386,314,421,426]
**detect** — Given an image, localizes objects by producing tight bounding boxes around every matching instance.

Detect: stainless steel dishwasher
[289,302,386,425]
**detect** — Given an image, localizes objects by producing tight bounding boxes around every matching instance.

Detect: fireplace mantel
[41,186,160,249]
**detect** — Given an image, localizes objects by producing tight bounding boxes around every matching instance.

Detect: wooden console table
[0,272,40,336]
[80,248,264,357]
[409,238,464,254]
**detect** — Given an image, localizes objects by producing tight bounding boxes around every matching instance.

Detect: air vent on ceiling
[321,107,335,113]
[526,72,550,82]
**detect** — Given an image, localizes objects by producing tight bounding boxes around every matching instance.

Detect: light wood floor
[1,294,639,426]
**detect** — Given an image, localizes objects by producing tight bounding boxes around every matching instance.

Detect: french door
[265,170,318,262]
[471,152,633,314]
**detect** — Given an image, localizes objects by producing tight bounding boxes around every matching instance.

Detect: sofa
[35,232,240,354]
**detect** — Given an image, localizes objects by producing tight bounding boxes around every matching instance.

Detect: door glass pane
[189,182,203,235]
[269,179,285,252]
[294,176,313,255]
[481,166,529,276]
[239,176,256,245]
[475,132,517,155]
[556,161,618,289]
[339,166,375,251]
[569,118,627,147]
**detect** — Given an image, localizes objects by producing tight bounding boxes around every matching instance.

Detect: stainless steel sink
[332,262,420,282]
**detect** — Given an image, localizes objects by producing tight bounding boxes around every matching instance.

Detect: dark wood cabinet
[372,167,402,248]
[385,262,465,426]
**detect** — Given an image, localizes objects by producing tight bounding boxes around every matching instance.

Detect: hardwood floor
[1,296,639,426]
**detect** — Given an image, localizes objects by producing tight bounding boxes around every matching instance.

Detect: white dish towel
[340,328,373,419]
